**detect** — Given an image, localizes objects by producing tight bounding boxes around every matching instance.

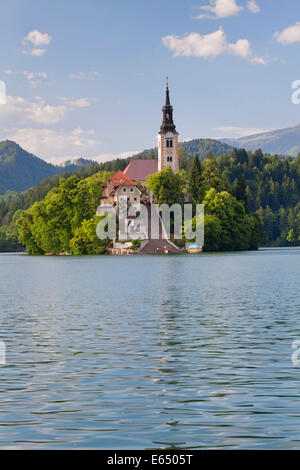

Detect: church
[100,81,179,208]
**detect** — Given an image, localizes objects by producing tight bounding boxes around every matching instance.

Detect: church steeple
[157,79,179,172]
[165,79,171,106]
[160,79,178,134]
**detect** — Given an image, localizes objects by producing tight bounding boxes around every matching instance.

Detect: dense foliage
[200,188,263,251]
[216,149,300,245]
[18,172,111,255]
[146,167,187,205]
[146,160,263,252]
[0,164,104,251]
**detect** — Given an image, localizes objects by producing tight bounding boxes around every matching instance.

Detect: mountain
[180,138,234,157]
[132,138,234,160]
[221,124,300,157]
[0,141,98,194]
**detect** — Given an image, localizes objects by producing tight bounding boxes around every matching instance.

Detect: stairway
[138,204,181,254]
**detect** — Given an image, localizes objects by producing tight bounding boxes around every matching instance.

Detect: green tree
[69,216,109,255]
[189,154,202,203]
[203,188,254,251]
[201,158,229,193]
[235,174,248,212]
[146,167,186,205]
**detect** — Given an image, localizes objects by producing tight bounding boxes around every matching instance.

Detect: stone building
[100,169,141,208]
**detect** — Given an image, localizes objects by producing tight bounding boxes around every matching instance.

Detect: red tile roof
[103,169,137,188]
[124,159,158,182]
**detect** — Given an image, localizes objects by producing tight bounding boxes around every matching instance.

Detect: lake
[0,248,300,449]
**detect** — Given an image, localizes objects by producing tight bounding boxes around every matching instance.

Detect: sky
[1,0,300,163]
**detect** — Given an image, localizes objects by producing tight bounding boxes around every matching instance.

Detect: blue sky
[0,0,300,163]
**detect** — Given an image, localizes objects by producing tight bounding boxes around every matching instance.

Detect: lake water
[0,249,300,449]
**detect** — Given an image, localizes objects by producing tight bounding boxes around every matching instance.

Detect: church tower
[157,80,179,172]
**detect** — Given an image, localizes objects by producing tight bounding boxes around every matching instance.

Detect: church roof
[123,159,158,182]
[103,169,137,189]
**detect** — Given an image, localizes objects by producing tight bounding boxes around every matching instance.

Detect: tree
[189,154,202,203]
[203,188,259,251]
[235,174,248,212]
[201,158,229,193]
[146,167,186,205]
[69,216,109,255]
[202,214,222,252]
[17,171,111,255]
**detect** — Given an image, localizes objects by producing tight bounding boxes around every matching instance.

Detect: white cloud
[69,71,101,80]
[59,97,97,108]
[228,38,252,58]
[5,70,49,88]
[0,96,67,125]
[91,151,141,165]
[162,28,265,62]
[5,127,103,163]
[22,30,51,56]
[275,22,300,45]
[196,0,242,19]
[247,0,260,14]
[213,126,270,138]
[0,94,98,126]
[3,127,139,164]
[251,55,268,64]
[30,48,46,57]
[163,29,228,58]
[23,30,52,46]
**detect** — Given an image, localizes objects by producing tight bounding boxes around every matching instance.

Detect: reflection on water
[0,248,300,449]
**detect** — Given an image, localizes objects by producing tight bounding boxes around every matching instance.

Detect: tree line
[2,146,300,252]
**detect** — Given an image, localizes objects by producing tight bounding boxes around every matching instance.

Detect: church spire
[160,79,178,134]
[165,77,171,106]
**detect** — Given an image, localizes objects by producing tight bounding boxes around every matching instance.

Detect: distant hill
[181,138,234,157]
[132,138,234,160]
[0,141,98,194]
[221,124,300,157]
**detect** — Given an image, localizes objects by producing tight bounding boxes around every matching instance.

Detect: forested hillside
[0,140,99,194]
[215,148,300,246]
[0,141,60,193]
[130,138,233,161]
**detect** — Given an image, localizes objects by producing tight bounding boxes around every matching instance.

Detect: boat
[186,244,203,254]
